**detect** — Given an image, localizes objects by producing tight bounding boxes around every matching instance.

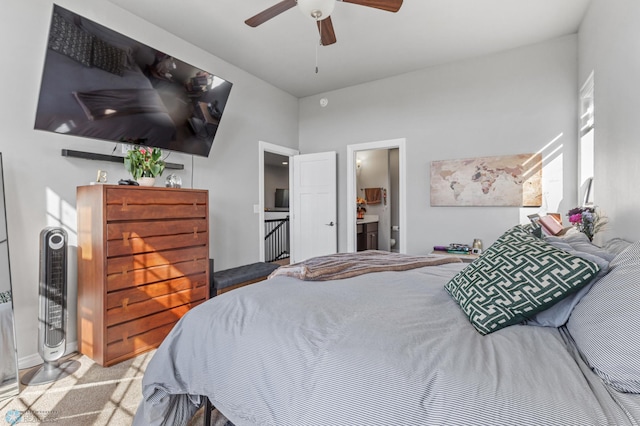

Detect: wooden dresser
[76,185,209,366]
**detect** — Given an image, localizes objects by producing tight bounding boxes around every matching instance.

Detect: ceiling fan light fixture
[297,0,336,21]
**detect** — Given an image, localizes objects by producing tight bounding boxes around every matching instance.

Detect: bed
[133,224,640,425]
[34,7,177,146]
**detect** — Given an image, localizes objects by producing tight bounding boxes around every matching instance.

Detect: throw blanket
[73,88,169,120]
[268,250,462,281]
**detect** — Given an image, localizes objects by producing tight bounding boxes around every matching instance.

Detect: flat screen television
[34,5,233,157]
[275,188,289,208]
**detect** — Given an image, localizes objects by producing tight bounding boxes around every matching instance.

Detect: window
[579,71,595,205]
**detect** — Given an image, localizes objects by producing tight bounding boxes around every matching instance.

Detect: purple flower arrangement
[566,206,607,241]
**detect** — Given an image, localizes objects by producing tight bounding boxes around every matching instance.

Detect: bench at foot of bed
[211,262,280,297]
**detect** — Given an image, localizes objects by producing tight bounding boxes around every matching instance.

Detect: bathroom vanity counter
[356,214,379,225]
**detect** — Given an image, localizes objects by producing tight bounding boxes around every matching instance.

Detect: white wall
[299,36,580,255]
[578,0,640,243]
[0,0,298,364]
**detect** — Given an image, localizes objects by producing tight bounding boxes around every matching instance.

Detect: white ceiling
[265,151,290,168]
[109,0,591,98]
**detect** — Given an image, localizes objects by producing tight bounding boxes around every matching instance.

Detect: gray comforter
[134,263,640,426]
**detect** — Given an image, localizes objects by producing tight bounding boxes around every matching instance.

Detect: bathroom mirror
[0,153,19,400]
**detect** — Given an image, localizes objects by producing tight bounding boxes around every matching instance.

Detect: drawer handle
[122,298,129,310]
[193,227,198,238]
[122,232,130,246]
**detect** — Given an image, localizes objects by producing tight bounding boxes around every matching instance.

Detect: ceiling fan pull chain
[315,20,321,73]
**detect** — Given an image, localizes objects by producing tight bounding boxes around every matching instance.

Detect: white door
[291,152,337,263]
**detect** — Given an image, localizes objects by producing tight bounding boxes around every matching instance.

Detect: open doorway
[355,148,400,252]
[264,151,290,264]
[258,141,299,263]
[347,139,406,254]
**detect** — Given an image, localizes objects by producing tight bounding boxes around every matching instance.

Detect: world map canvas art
[430,153,542,207]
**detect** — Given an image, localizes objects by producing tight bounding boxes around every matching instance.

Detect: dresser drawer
[106,258,209,292]
[106,187,207,206]
[106,188,206,221]
[106,245,208,275]
[105,322,177,366]
[107,231,208,257]
[107,219,207,241]
[106,285,208,327]
[106,203,207,221]
[106,304,192,345]
[106,273,208,310]
[105,299,205,365]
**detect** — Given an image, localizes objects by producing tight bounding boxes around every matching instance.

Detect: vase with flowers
[124,145,166,186]
[356,197,367,219]
[566,206,607,241]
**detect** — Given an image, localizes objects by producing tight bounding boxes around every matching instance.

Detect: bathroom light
[297,0,336,21]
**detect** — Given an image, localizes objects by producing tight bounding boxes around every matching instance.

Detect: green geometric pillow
[445,225,600,335]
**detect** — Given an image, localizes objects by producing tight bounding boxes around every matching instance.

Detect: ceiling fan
[245,0,403,46]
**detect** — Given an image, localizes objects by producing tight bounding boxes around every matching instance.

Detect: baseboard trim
[18,341,78,370]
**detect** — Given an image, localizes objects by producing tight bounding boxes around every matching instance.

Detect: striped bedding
[134,262,640,426]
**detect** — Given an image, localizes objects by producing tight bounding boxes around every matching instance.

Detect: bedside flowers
[566,206,607,241]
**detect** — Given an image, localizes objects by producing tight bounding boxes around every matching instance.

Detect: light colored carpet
[0,351,226,426]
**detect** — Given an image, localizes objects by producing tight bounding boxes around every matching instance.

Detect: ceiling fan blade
[341,0,403,13]
[245,0,297,27]
[317,16,337,46]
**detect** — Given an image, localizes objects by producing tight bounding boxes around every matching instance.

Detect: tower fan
[22,227,79,385]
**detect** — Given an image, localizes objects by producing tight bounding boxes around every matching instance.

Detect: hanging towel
[365,188,382,205]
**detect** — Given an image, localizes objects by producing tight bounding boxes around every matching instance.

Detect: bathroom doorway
[355,148,400,252]
[347,138,406,254]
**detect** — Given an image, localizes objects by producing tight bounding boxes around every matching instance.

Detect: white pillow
[566,241,640,393]
[602,237,633,257]
[546,231,616,262]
